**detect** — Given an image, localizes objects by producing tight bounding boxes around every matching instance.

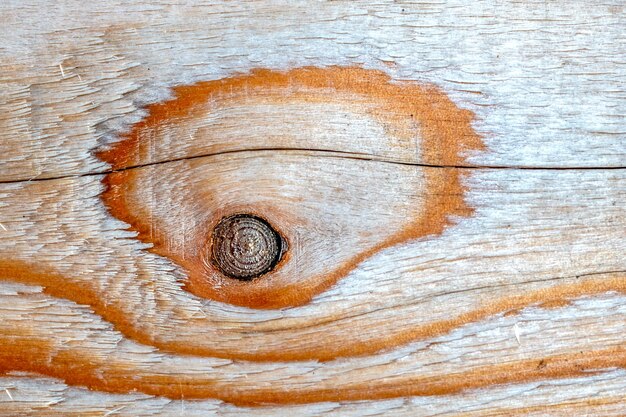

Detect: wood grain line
[2,370,625,416]
[1,261,624,362]
[0,330,624,406]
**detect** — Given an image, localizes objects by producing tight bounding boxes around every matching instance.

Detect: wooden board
[0,1,625,415]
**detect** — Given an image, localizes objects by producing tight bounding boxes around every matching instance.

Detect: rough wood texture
[0,1,625,415]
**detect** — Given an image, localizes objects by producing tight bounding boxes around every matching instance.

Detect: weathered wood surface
[0,1,625,415]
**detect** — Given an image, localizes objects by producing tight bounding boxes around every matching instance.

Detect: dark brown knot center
[210,214,284,280]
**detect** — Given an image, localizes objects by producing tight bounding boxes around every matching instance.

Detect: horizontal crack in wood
[1,147,625,185]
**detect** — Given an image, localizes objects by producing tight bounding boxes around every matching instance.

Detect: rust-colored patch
[538,299,572,309]
[97,66,484,309]
[503,309,520,317]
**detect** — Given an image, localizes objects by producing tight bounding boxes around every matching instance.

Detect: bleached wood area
[0,1,625,415]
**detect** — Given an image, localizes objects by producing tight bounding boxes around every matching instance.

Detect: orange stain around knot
[98,66,484,309]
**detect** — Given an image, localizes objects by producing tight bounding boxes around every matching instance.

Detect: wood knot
[98,66,484,308]
[210,214,284,280]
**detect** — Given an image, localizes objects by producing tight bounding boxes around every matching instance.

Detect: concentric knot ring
[210,214,283,280]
